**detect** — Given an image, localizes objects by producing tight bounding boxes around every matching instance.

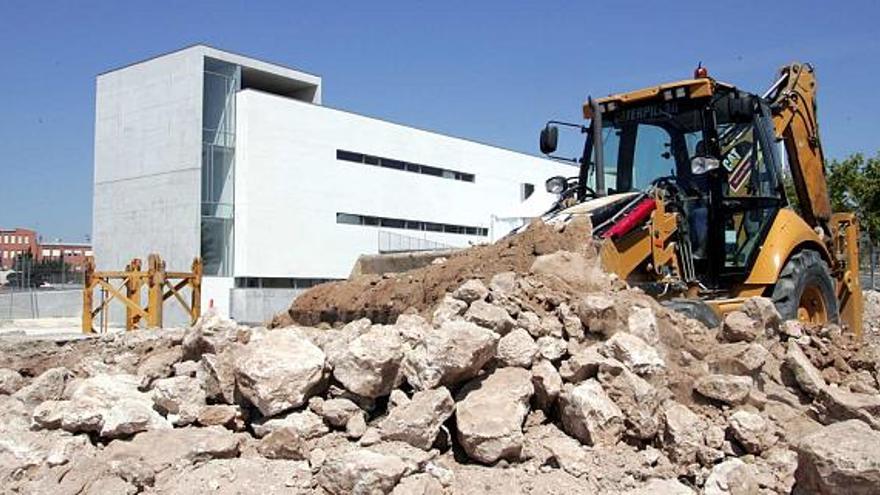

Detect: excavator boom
[767,63,833,229]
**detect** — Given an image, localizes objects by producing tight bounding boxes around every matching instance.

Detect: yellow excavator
[538,63,863,336]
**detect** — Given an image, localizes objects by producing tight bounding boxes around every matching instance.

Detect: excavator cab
[539,65,863,335]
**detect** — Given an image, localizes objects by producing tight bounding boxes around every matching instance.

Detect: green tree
[826,152,880,243]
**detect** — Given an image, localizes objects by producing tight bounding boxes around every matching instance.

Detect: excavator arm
[766,63,833,230]
[766,62,863,337]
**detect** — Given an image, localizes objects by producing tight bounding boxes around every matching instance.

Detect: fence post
[147,254,164,328]
[125,258,142,331]
[191,257,202,325]
[82,260,94,333]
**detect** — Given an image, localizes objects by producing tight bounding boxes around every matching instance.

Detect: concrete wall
[229,288,306,325]
[0,290,82,320]
[93,47,204,272]
[234,90,574,280]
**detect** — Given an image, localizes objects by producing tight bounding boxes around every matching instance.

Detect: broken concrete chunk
[137,347,184,388]
[455,367,533,463]
[624,478,695,495]
[558,379,624,446]
[544,434,590,477]
[626,305,659,345]
[453,279,489,303]
[710,342,769,375]
[516,311,544,338]
[465,300,515,335]
[557,302,585,341]
[694,374,753,405]
[317,449,408,495]
[496,328,538,368]
[402,320,498,390]
[379,387,454,450]
[814,386,880,430]
[558,344,613,383]
[577,293,620,336]
[530,250,610,291]
[233,329,327,416]
[198,351,237,404]
[318,397,365,429]
[601,332,665,376]
[795,419,880,494]
[598,362,664,440]
[196,404,245,431]
[333,325,405,399]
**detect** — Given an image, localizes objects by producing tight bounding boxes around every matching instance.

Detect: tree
[826,152,880,243]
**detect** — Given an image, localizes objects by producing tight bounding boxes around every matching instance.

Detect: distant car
[38,281,57,290]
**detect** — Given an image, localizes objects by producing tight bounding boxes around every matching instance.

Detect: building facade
[93,45,571,322]
[0,227,93,272]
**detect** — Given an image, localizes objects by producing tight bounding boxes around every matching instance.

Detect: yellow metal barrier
[82,254,202,334]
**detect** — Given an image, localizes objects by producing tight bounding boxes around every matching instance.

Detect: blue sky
[1,1,878,240]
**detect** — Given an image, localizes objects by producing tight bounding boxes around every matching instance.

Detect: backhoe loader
[538,63,863,336]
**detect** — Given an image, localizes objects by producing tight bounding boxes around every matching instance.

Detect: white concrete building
[93,45,571,323]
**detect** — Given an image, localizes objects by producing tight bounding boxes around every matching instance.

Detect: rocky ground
[2,221,880,494]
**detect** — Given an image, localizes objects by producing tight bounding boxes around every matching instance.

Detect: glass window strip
[336,149,474,183]
[336,213,487,237]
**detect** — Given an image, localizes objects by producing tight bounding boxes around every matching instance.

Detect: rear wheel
[771,249,839,324]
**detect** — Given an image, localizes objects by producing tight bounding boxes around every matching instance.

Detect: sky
[1,0,878,241]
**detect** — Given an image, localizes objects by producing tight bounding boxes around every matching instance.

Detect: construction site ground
[2,220,880,494]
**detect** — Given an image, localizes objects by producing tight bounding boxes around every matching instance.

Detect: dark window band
[336,212,488,237]
[235,277,340,289]
[336,149,475,183]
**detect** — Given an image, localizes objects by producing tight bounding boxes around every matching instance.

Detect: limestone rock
[402,320,498,390]
[624,478,695,494]
[456,367,533,463]
[601,332,665,376]
[431,295,467,326]
[544,434,590,477]
[13,367,70,405]
[317,397,365,428]
[577,293,621,336]
[234,329,327,416]
[199,351,237,404]
[32,399,69,429]
[530,250,610,291]
[257,426,307,460]
[710,343,769,375]
[0,368,25,395]
[662,402,705,464]
[333,325,405,398]
[814,386,880,430]
[453,279,489,303]
[598,361,664,440]
[558,379,624,446]
[465,300,515,334]
[703,458,759,495]
[695,374,753,405]
[488,271,516,295]
[795,419,880,495]
[136,347,184,388]
[559,344,613,382]
[496,328,538,368]
[531,359,563,411]
[317,449,408,495]
[627,305,659,345]
[391,474,444,495]
[172,360,200,378]
[196,404,245,430]
[785,341,826,398]
[516,311,543,338]
[379,387,455,450]
[721,311,761,343]
[151,375,206,426]
[58,374,170,438]
[252,409,329,439]
[729,410,776,454]
[535,335,567,362]
[741,297,781,333]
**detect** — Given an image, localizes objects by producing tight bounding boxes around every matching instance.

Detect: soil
[275,218,596,327]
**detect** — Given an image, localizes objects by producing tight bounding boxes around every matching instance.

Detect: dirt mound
[276,217,595,327]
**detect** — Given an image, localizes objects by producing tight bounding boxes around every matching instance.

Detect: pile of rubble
[2,226,880,494]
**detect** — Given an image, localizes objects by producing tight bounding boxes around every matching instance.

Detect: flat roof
[98,44,322,90]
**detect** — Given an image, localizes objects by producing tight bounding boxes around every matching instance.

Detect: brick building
[0,227,92,271]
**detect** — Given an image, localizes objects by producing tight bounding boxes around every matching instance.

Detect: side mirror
[540,125,559,154]
[545,176,567,195]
